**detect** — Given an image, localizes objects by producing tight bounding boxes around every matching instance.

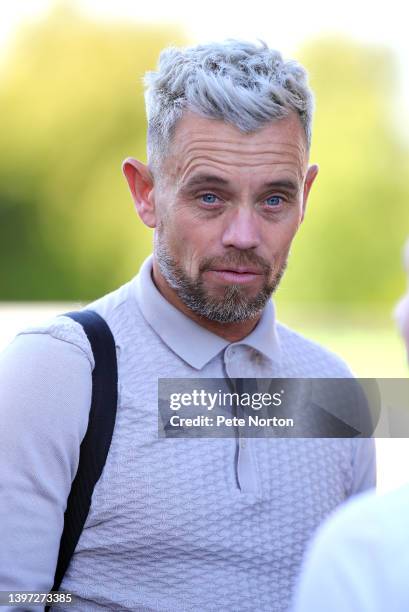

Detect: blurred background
[1,0,409,489]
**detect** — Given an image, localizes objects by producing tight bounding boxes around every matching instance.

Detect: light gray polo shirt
[0,255,376,612]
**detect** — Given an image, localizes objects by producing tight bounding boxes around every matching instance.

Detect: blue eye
[201,193,218,204]
[265,195,282,207]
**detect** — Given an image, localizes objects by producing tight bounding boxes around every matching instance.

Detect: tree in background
[0,4,185,299]
[277,37,409,311]
[0,17,408,307]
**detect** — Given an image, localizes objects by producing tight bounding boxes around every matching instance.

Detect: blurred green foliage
[0,10,408,305]
[277,38,409,309]
[0,5,185,300]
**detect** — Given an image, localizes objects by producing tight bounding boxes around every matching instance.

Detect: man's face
[152,110,317,323]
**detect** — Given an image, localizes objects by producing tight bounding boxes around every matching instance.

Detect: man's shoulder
[85,277,134,319]
[275,321,353,377]
[13,277,138,364]
[14,310,95,368]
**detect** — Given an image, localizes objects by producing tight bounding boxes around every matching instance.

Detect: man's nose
[221,206,262,250]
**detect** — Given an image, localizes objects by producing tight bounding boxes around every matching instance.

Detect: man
[0,40,375,611]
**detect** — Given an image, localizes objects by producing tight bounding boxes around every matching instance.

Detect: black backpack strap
[49,309,118,597]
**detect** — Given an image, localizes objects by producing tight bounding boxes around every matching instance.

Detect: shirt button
[226,346,236,360]
[240,439,247,449]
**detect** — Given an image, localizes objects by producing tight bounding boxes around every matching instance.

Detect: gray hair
[144,39,314,170]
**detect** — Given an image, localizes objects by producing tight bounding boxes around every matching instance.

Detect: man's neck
[151,260,260,342]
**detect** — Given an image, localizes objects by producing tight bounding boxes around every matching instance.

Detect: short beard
[155,230,287,323]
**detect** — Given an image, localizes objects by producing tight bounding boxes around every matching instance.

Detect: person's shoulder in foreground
[291,484,409,612]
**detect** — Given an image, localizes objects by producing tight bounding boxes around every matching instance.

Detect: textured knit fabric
[0,255,376,612]
[291,485,409,612]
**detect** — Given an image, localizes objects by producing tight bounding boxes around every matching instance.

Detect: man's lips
[204,267,263,284]
[211,266,262,274]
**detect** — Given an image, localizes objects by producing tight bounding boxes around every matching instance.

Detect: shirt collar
[133,254,281,370]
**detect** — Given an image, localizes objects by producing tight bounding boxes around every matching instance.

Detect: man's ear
[301,164,319,222]
[122,157,156,228]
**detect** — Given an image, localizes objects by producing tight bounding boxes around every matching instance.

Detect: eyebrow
[260,180,299,193]
[181,174,230,190]
[181,174,298,194]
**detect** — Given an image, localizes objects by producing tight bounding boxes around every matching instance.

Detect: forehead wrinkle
[178,138,305,157]
[178,151,304,183]
[171,112,309,169]
[176,140,306,169]
[178,160,233,186]
[178,159,303,190]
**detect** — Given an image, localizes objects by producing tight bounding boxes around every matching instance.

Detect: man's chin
[194,286,273,322]
[201,274,266,300]
[196,299,266,323]
[203,285,260,302]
